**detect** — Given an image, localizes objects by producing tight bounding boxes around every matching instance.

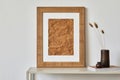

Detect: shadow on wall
[85,7,89,66]
[117,51,120,65]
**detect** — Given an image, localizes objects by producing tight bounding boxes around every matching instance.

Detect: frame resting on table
[37,7,86,68]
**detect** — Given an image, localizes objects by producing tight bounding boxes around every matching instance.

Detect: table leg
[27,71,36,80]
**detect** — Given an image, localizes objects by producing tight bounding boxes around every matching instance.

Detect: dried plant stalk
[89,22,105,49]
[89,23,93,27]
[94,22,98,28]
[101,30,104,34]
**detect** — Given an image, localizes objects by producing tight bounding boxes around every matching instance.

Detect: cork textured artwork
[48,19,74,55]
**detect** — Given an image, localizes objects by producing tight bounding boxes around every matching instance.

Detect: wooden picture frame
[37,7,85,68]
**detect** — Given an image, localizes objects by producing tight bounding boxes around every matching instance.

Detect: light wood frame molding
[37,7,85,68]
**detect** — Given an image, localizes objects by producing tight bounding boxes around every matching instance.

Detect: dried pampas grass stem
[89,22,105,49]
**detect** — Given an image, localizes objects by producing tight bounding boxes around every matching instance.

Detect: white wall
[0,0,120,80]
[0,0,36,80]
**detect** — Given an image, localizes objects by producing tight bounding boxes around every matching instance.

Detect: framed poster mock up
[37,7,85,68]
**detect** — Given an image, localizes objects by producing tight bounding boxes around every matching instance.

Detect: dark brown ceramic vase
[101,49,110,68]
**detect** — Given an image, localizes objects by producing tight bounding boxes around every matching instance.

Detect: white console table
[26,67,120,80]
